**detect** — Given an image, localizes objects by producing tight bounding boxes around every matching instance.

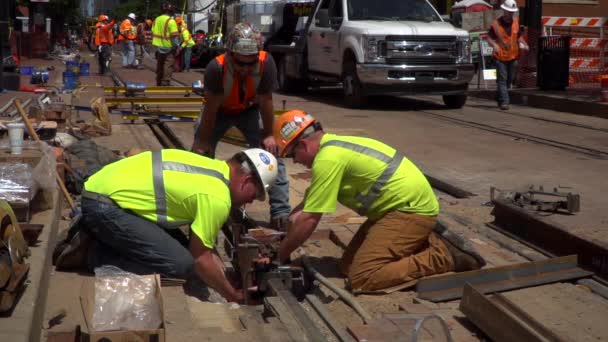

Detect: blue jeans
[122,40,136,66]
[183,47,192,70]
[194,107,291,218]
[496,59,517,106]
[81,197,194,277]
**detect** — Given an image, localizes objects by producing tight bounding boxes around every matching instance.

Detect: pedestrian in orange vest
[486,0,528,110]
[119,13,138,68]
[95,15,115,75]
[135,18,152,67]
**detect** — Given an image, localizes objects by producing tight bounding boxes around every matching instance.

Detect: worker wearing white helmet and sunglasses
[487,0,529,110]
[54,148,278,304]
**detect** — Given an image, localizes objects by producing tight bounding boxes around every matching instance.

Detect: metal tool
[491,185,580,213]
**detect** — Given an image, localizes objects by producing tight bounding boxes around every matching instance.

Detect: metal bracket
[491,185,580,213]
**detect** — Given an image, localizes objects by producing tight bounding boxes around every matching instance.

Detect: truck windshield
[347,0,441,22]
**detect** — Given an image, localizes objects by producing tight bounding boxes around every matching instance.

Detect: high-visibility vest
[83,149,231,229]
[180,28,195,48]
[215,51,267,115]
[491,16,520,62]
[118,19,137,41]
[95,21,115,46]
[152,14,179,48]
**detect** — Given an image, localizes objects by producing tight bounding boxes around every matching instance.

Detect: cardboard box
[79,274,166,342]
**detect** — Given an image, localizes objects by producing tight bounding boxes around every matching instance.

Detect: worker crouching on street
[486,0,528,110]
[191,22,291,231]
[273,111,486,292]
[152,2,180,85]
[94,15,115,75]
[55,148,278,303]
[119,13,138,68]
[176,17,195,72]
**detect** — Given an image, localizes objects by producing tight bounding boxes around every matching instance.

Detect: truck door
[307,0,333,73]
[323,0,344,75]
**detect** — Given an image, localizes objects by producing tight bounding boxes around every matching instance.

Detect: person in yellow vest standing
[272,110,486,293]
[151,2,181,85]
[177,17,195,72]
[486,0,528,110]
[54,148,278,303]
[119,13,138,68]
[191,22,291,231]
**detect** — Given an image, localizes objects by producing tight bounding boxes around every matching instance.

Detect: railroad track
[466,98,608,134]
[416,108,608,160]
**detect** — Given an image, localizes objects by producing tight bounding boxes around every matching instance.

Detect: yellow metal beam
[106,97,205,105]
[104,86,196,94]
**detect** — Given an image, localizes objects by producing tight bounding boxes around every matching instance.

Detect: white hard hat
[501,0,518,12]
[128,13,137,20]
[240,148,278,201]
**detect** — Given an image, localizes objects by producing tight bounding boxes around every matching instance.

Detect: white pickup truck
[266,0,475,108]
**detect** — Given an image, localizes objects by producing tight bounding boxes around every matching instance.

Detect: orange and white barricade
[542,16,607,88]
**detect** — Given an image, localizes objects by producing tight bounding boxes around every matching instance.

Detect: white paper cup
[7,122,25,155]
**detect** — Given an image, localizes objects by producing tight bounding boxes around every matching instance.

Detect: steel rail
[104,86,195,94]
[417,109,608,159]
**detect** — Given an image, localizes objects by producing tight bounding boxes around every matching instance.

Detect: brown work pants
[340,211,454,292]
[156,52,175,86]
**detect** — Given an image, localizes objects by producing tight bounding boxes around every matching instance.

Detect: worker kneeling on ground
[274,111,486,292]
[54,148,278,303]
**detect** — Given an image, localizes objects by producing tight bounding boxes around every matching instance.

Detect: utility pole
[524,0,542,82]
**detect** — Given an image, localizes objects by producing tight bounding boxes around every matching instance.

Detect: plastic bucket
[79,62,90,76]
[19,66,34,75]
[66,60,79,74]
[62,71,78,90]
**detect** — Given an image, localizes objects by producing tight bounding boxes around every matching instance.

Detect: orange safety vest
[491,16,520,62]
[119,19,137,41]
[95,21,115,46]
[215,51,267,115]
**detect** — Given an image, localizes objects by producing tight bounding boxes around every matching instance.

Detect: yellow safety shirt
[180,27,195,48]
[303,134,439,221]
[84,149,231,248]
[151,14,179,48]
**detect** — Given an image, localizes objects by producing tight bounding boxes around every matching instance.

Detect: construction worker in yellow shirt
[151,2,180,85]
[273,110,486,293]
[176,16,195,72]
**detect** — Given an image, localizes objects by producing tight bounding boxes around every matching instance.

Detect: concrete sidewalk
[469,87,608,119]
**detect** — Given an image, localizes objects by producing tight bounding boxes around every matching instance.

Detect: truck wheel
[443,94,467,109]
[342,61,367,108]
[277,57,304,93]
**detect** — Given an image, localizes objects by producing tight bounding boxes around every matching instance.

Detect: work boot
[434,222,486,272]
[55,231,92,271]
[270,215,289,232]
[499,104,510,110]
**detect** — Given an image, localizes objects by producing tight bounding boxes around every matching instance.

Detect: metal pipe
[301,254,372,324]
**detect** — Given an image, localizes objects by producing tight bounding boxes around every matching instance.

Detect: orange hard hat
[274,110,317,157]
[98,15,109,22]
[175,17,183,25]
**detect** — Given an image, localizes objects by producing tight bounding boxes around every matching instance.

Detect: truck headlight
[363,36,385,63]
[456,37,472,64]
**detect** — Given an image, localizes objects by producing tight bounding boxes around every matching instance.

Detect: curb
[469,89,608,119]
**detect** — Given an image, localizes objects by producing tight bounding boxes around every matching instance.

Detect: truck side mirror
[330,17,343,30]
[316,9,330,27]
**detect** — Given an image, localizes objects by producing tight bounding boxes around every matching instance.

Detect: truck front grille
[380,36,458,65]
